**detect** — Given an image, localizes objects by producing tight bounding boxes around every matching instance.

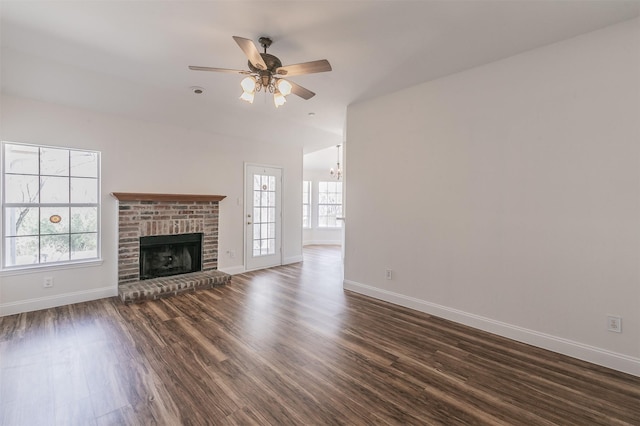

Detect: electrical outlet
[43,277,54,288]
[227,250,236,259]
[385,269,393,280]
[607,315,622,333]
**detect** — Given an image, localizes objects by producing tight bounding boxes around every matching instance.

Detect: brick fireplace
[111,193,231,302]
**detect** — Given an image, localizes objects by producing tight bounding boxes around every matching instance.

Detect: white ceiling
[304,144,341,172]
[2,1,639,153]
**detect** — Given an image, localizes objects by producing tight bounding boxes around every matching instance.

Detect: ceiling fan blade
[189,66,251,74]
[232,36,268,70]
[276,59,332,77]
[286,80,316,100]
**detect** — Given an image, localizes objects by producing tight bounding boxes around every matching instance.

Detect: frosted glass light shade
[277,79,292,96]
[273,91,286,108]
[240,91,255,104]
[240,76,257,93]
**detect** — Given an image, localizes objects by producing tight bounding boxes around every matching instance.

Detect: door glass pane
[251,173,277,257]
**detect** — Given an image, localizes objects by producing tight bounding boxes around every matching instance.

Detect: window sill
[0,258,104,277]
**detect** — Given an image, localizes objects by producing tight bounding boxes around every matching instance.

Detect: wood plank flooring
[1,245,639,425]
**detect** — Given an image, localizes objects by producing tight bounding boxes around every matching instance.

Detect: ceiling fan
[189,36,332,107]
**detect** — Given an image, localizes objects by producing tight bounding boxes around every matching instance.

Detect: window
[318,181,342,228]
[302,180,311,229]
[2,142,100,269]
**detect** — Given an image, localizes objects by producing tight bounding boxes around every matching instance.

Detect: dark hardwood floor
[1,245,639,425]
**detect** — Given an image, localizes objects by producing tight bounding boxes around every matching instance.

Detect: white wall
[345,18,640,375]
[0,95,303,315]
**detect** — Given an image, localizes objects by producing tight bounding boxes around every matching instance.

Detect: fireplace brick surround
[112,193,231,302]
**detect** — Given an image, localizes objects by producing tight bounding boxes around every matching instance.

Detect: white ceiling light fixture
[239,76,256,103]
[330,145,342,180]
[240,74,289,108]
[277,79,292,96]
[273,89,287,108]
[190,36,332,108]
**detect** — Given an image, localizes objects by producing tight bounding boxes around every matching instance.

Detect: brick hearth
[118,270,230,303]
[111,192,231,302]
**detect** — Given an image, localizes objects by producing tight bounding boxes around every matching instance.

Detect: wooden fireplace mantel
[111,192,226,202]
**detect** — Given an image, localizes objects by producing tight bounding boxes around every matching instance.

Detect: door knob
[247,221,252,225]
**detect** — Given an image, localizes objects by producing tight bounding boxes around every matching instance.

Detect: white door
[245,164,282,271]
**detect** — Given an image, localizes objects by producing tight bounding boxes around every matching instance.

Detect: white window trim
[317,180,343,229]
[1,141,102,271]
[302,180,312,229]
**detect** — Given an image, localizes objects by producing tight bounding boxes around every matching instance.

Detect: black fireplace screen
[139,233,203,280]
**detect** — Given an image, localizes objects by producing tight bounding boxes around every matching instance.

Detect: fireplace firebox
[139,233,203,280]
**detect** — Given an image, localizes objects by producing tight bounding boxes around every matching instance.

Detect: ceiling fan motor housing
[248,53,283,89]
[248,53,282,73]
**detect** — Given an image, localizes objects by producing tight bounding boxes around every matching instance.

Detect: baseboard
[218,265,245,275]
[343,279,640,377]
[283,255,304,265]
[0,286,117,317]
[303,240,342,246]
[220,256,303,274]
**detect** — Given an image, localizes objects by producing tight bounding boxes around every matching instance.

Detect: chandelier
[240,75,292,108]
[330,145,342,180]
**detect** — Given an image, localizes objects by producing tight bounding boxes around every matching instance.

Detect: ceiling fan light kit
[239,74,290,108]
[189,36,332,108]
